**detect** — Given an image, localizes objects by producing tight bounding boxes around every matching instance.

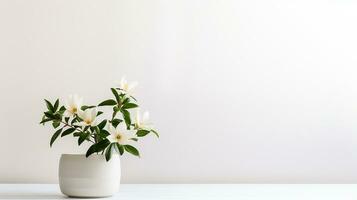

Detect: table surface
[0,184,357,200]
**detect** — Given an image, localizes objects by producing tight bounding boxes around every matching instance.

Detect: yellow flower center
[85,119,91,124]
[116,134,122,140]
[71,107,77,113]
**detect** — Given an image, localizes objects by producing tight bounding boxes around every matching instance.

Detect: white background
[0,0,357,183]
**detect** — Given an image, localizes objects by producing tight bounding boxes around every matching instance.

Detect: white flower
[119,76,138,95]
[106,123,134,144]
[63,94,83,117]
[135,110,153,130]
[76,108,98,127]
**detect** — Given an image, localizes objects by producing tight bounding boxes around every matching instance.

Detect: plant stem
[58,120,82,132]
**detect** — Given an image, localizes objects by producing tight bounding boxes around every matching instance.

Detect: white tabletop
[0,184,356,200]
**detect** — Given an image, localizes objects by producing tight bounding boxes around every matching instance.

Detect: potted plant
[40,77,159,198]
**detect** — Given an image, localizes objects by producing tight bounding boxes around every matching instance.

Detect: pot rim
[61,154,104,157]
[61,153,119,157]
[61,153,86,156]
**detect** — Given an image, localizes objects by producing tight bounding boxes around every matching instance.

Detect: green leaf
[86,139,110,157]
[81,105,96,110]
[121,109,131,129]
[61,128,76,137]
[71,117,78,124]
[151,129,160,138]
[118,144,124,155]
[99,129,110,138]
[113,106,120,112]
[99,139,110,148]
[97,111,103,116]
[112,110,118,119]
[112,143,119,153]
[83,126,89,132]
[50,128,63,147]
[112,143,124,155]
[124,145,140,157]
[78,132,90,145]
[130,138,138,142]
[89,126,95,133]
[86,144,98,158]
[122,97,130,105]
[44,99,54,113]
[54,113,62,120]
[78,135,85,145]
[105,144,113,161]
[53,99,59,112]
[111,88,121,103]
[64,117,70,123]
[97,120,107,130]
[45,112,61,120]
[52,121,60,128]
[122,103,138,109]
[59,106,66,112]
[98,99,117,106]
[39,117,52,124]
[95,126,100,134]
[73,132,81,137]
[130,95,137,101]
[136,129,150,137]
[44,111,54,119]
[111,118,122,128]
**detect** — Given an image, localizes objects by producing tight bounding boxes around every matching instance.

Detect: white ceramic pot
[59,154,121,198]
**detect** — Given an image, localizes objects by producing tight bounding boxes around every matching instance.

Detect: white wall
[1,0,357,183]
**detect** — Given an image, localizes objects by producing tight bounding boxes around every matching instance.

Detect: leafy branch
[40,80,159,161]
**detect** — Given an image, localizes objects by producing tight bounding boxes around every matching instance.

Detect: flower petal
[107,134,117,143]
[135,109,141,124]
[91,119,98,126]
[73,122,86,127]
[116,123,127,133]
[90,108,97,120]
[77,109,85,119]
[120,76,127,88]
[143,111,150,123]
[63,110,72,117]
[108,124,116,135]
[128,81,138,91]
[84,109,90,120]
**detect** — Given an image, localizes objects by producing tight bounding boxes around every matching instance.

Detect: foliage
[40,79,159,161]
